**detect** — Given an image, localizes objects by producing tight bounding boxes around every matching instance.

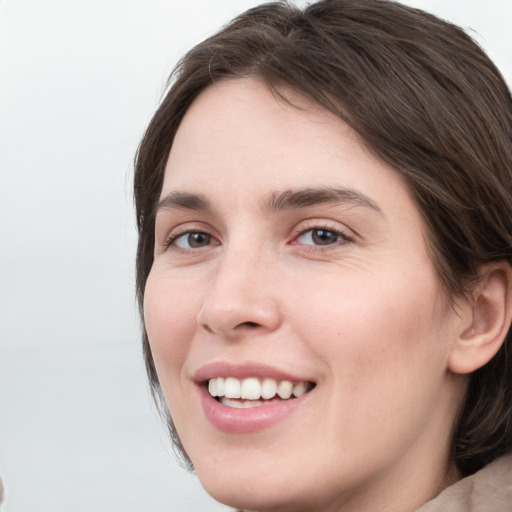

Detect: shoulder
[416,453,512,512]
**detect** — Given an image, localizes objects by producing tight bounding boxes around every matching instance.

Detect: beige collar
[416,454,512,512]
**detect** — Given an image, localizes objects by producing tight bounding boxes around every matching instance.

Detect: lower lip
[198,386,310,434]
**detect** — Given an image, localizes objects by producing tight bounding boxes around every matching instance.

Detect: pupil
[312,229,338,245]
[188,232,210,247]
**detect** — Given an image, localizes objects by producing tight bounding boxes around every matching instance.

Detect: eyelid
[292,219,353,237]
[158,219,355,253]
[288,219,357,253]
[161,222,219,250]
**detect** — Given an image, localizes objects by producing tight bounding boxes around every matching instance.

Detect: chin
[202,480,310,512]
[193,456,337,512]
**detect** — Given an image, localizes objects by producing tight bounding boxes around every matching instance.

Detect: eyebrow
[155,191,213,214]
[266,187,383,215]
[155,186,383,216]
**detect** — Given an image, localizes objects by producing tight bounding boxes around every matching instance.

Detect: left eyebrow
[265,187,383,215]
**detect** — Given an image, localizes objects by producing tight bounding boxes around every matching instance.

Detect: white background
[1,1,511,511]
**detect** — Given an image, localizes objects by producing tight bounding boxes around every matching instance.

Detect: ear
[448,261,512,375]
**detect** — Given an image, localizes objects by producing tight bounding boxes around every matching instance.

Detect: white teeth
[292,382,308,397]
[208,377,311,401]
[208,377,226,397]
[224,377,241,398]
[221,398,266,408]
[216,377,225,397]
[261,378,277,399]
[208,378,217,397]
[277,380,293,399]
[241,378,261,400]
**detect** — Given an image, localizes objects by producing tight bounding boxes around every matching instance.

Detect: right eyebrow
[155,191,213,215]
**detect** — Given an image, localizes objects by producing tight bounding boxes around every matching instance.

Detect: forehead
[162,78,415,219]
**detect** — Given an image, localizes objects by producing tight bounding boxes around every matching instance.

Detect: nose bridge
[197,241,281,337]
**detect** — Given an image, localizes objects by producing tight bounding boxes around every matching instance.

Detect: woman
[134,1,512,510]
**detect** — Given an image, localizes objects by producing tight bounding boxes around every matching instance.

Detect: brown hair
[134,0,512,475]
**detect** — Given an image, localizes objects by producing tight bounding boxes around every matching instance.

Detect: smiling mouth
[207,377,315,408]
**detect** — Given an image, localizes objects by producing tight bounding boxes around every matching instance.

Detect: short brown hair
[134,0,512,475]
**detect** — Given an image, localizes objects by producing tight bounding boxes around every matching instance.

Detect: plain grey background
[1,1,511,511]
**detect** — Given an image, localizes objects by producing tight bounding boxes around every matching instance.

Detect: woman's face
[144,79,466,511]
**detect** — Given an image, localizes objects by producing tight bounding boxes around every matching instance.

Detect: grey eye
[297,228,344,246]
[175,232,212,249]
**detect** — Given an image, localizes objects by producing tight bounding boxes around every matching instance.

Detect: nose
[197,248,282,339]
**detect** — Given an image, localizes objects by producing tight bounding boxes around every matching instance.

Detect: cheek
[292,266,452,388]
[143,269,200,383]
[292,272,455,464]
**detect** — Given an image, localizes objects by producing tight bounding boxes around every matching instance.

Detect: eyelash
[292,224,352,248]
[163,223,352,253]
[163,227,216,252]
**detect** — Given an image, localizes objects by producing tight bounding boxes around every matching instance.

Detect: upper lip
[193,362,315,384]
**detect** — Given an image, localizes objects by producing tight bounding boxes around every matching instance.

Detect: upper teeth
[208,377,309,400]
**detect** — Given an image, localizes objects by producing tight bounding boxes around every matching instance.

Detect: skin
[144,78,469,512]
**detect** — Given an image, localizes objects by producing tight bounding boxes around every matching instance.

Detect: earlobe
[448,262,512,375]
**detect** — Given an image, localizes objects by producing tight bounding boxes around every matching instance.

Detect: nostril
[238,321,259,328]
[201,323,215,334]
